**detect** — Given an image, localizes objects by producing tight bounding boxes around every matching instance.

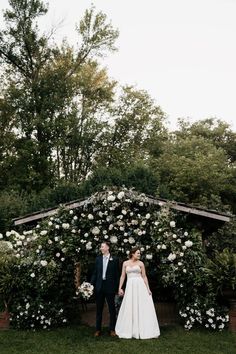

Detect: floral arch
[3,187,229,330]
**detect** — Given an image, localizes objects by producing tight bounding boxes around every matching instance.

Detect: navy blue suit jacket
[91,255,120,294]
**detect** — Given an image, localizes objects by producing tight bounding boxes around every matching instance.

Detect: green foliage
[0,241,18,310]
[205,249,236,294]
[207,218,236,253]
[0,191,28,233]
[152,135,231,209]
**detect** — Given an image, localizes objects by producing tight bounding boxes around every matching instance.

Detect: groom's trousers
[95,280,116,331]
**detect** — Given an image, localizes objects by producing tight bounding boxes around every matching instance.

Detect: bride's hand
[119,289,124,296]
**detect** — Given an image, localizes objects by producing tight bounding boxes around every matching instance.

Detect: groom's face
[100,243,109,255]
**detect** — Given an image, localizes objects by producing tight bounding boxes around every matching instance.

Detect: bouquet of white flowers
[76,282,94,300]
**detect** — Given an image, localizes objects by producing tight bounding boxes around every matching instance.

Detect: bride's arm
[118,262,126,296]
[140,262,152,295]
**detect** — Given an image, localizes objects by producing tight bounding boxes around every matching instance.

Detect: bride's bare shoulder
[139,261,144,267]
[123,260,129,266]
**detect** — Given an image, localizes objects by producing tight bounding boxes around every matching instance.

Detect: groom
[91,241,120,337]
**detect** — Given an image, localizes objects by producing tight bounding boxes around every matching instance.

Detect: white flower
[146,254,153,260]
[86,241,92,250]
[124,238,128,243]
[40,260,48,267]
[73,215,78,221]
[208,318,213,323]
[48,239,53,244]
[178,262,183,266]
[91,226,100,235]
[161,244,167,250]
[167,253,176,261]
[88,214,94,220]
[183,269,187,273]
[145,213,151,219]
[48,221,53,226]
[110,236,118,244]
[172,234,177,239]
[122,210,127,215]
[185,240,193,248]
[139,202,144,206]
[128,237,135,244]
[30,273,35,278]
[6,231,11,237]
[184,231,188,236]
[179,252,184,257]
[62,223,70,229]
[182,245,187,250]
[157,245,161,250]
[40,230,47,236]
[56,252,61,257]
[117,191,125,199]
[55,225,60,229]
[170,221,176,228]
[107,195,116,202]
[69,210,73,215]
[140,247,145,251]
[60,240,64,245]
[54,237,59,242]
[0,233,3,239]
[176,238,181,243]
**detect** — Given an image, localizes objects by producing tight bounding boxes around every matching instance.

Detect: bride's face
[133,250,141,260]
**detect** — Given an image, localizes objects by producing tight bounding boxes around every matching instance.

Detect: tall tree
[0,0,118,191]
[97,86,168,168]
[151,134,232,210]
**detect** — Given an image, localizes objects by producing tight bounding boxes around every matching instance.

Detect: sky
[1,0,236,131]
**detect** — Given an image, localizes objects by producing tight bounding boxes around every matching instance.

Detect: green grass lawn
[0,325,236,354]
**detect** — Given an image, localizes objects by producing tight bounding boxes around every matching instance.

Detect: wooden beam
[146,197,231,222]
[12,196,232,226]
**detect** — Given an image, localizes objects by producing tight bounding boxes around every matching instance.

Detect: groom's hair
[101,241,110,249]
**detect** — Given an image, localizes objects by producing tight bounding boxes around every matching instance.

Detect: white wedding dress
[115,265,160,339]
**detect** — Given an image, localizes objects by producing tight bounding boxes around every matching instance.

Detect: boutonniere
[109,256,113,261]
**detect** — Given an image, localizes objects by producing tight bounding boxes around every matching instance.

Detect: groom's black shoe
[94,330,101,337]
[110,330,117,337]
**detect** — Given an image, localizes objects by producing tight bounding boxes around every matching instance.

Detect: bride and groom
[90,241,160,339]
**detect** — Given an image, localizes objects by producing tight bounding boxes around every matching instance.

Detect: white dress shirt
[102,253,110,280]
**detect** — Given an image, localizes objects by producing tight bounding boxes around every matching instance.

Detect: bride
[115,247,160,339]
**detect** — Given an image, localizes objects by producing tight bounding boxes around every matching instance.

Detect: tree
[176,118,236,163]
[0,0,118,191]
[151,135,231,209]
[97,86,167,168]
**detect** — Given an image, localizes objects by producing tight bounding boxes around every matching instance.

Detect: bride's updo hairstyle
[129,247,140,259]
